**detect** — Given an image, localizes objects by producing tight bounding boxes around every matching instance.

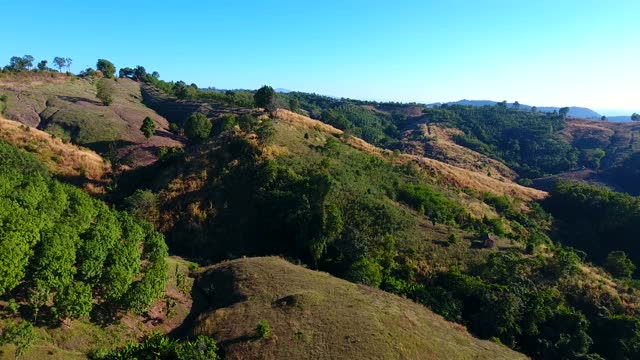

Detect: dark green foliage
[140,116,156,139]
[94,333,220,360]
[213,114,237,135]
[237,113,257,131]
[96,78,114,106]
[604,251,636,278]
[184,112,212,142]
[254,85,278,113]
[0,141,167,319]
[96,59,116,79]
[543,181,640,270]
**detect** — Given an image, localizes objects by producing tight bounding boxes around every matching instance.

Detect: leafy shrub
[256,320,272,339]
[184,112,212,142]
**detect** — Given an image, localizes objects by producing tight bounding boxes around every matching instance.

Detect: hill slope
[0,72,182,167]
[0,115,110,193]
[186,257,527,360]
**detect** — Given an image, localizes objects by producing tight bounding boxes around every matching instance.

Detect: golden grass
[0,116,111,193]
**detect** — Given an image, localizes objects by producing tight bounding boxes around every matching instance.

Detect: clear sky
[2,0,638,114]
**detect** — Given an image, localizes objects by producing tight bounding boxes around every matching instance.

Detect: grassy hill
[0,72,182,167]
[185,256,527,360]
[0,115,110,194]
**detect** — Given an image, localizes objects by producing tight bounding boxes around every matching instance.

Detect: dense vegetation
[544,181,640,275]
[116,114,640,358]
[4,55,640,359]
[0,140,168,323]
[426,105,578,178]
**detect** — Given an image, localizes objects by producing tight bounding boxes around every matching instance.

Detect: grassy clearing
[189,257,527,360]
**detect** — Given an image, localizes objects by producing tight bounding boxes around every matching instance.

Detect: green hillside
[2,60,640,360]
[186,257,526,360]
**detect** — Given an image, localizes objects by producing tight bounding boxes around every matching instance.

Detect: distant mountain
[441,100,602,119]
[275,88,292,93]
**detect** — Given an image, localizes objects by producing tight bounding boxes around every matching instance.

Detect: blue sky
[3,0,638,114]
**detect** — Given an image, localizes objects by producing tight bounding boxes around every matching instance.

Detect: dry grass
[190,257,527,360]
[0,116,111,193]
[275,109,546,201]
[416,124,518,181]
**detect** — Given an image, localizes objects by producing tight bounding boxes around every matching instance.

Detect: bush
[184,112,212,142]
[96,79,114,106]
[256,320,272,339]
[604,251,636,278]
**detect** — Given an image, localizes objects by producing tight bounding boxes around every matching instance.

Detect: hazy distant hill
[443,99,602,119]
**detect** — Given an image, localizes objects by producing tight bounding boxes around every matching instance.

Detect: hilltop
[185,257,526,360]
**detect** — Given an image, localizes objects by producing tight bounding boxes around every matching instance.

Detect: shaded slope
[187,257,527,360]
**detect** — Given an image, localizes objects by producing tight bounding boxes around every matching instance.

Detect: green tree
[37,60,48,71]
[559,107,570,118]
[601,115,607,121]
[513,101,520,110]
[184,112,212,142]
[133,65,147,81]
[54,281,93,319]
[632,113,640,121]
[604,251,635,278]
[8,55,34,71]
[254,85,278,114]
[289,98,300,112]
[96,79,114,106]
[140,117,156,139]
[119,67,134,78]
[96,59,116,79]
[53,57,67,72]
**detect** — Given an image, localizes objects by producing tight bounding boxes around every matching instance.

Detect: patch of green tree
[0,140,168,322]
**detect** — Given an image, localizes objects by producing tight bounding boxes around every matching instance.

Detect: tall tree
[254,85,278,114]
[632,113,640,121]
[64,57,72,72]
[53,57,66,72]
[96,59,116,79]
[559,107,570,118]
